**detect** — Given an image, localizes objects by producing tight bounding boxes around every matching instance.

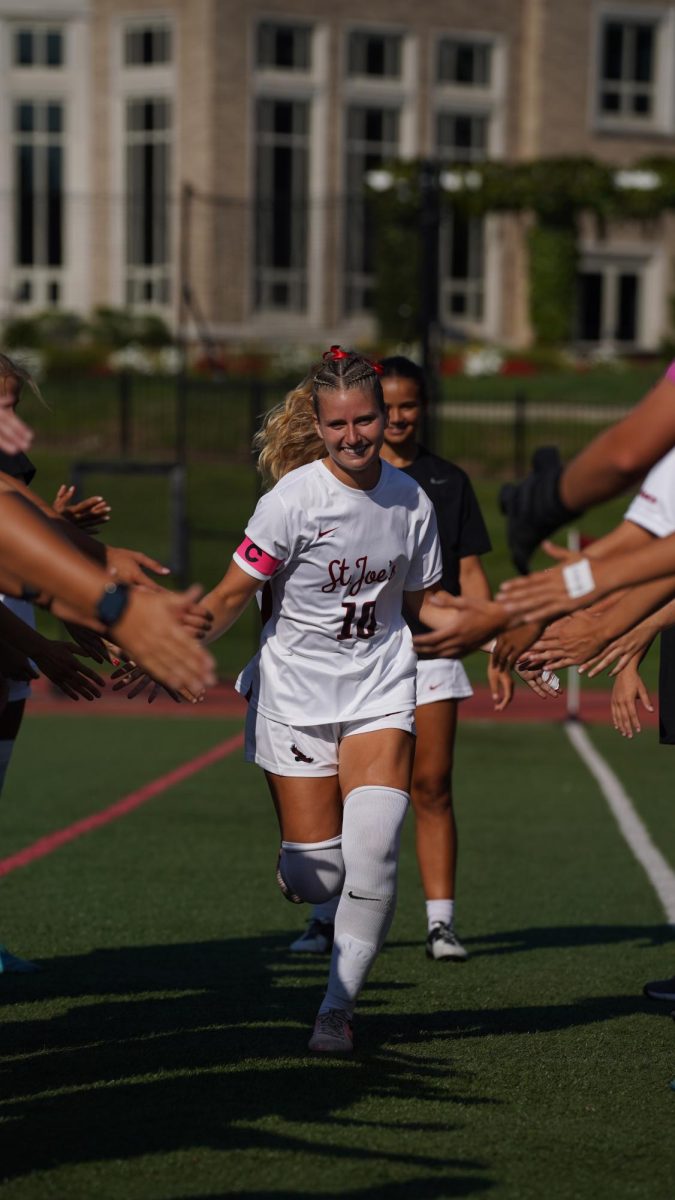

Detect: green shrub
[527,223,578,345]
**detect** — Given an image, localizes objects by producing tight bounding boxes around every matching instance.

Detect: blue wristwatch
[95,581,130,628]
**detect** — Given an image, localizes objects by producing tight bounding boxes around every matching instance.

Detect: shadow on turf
[0,934,493,1192]
[393,922,674,957]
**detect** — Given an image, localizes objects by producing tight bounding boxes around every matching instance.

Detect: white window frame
[339,24,417,327]
[591,3,675,134]
[576,243,664,349]
[248,18,329,333]
[110,14,176,317]
[432,30,506,340]
[0,7,91,316]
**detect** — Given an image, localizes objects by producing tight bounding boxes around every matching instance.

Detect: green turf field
[1,712,674,1198]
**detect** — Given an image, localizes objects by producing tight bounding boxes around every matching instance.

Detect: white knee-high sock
[279,835,345,904]
[320,785,409,1017]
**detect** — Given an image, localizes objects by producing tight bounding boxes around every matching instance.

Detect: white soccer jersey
[233,458,442,723]
[625,447,675,538]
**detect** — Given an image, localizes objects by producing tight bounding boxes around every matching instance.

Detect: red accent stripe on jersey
[235,537,283,577]
[0,732,244,878]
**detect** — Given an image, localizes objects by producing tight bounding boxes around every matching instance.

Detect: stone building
[1,0,674,349]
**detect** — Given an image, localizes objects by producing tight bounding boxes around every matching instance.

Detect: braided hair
[254,346,383,487]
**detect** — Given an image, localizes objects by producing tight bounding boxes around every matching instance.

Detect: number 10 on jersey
[338,601,377,641]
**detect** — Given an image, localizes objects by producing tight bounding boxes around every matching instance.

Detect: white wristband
[562,558,595,599]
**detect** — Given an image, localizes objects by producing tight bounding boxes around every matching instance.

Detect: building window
[436,112,488,162]
[125,98,172,305]
[347,31,402,79]
[344,105,400,313]
[437,38,491,86]
[256,22,312,70]
[577,260,643,344]
[436,109,487,324]
[13,26,64,67]
[13,100,64,273]
[124,25,172,66]
[598,18,656,118]
[254,99,310,312]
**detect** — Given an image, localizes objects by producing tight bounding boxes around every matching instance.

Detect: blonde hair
[254,347,384,488]
[254,377,325,488]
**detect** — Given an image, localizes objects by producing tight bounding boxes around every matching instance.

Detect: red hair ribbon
[322,345,384,374]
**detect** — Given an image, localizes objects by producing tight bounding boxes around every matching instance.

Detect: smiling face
[312,385,385,489]
[382,374,423,457]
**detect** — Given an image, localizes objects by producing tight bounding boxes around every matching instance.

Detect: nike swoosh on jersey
[318,527,338,537]
[348,890,378,901]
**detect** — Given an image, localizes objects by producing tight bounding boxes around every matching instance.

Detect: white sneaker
[290,919,334,954]
[308,1008,354,1055]
[425,922,469,962]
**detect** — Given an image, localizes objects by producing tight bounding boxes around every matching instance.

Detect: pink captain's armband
[665,362,675,382]
[234,536,283,578]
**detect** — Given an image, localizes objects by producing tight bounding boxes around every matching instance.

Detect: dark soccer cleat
[308,1008,354,1054]
[290,919,334,954]
[643,976,675,1002]
[0,945,41,974]
[425,922,468,962]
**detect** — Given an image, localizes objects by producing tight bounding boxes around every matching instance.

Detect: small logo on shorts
[318,527,338,538]
[290,743,315,763]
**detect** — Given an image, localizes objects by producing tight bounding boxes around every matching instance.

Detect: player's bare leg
[411,699,467,961]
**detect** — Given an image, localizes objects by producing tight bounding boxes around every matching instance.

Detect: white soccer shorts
[416,657,473,707]
[244,707,416,777]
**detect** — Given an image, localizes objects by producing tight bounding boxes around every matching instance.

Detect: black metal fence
[27,370,639,481]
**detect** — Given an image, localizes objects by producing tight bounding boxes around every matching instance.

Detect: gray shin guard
[278,835,345,904]
[322,785,409,1014]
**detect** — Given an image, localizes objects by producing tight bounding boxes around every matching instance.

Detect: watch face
[96,583,129,627]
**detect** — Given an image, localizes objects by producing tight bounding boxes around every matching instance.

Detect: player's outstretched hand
[180,600,214,639]
[0,407,33,456]
[106,546,171,591]
[487,659,514,712]
[582,622,656,679]
[515,663,562,700]
[110,662,199,704]
[611,664,653,737]
[492,620,545,671]
[113,585,216,696]
[497,558,599,624]
[32,639,106,701]
[414,593,506,659]
[53,485,111,533]
[62,622,126,665]
[524,611,609,671]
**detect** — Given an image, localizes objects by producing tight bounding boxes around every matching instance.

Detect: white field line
[565,721,675,925]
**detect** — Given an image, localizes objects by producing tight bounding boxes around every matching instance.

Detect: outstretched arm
[202,560,263,642]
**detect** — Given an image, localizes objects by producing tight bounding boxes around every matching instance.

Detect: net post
[566,527,582,721]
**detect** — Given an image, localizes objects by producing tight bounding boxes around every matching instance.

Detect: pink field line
[0,731,244,879]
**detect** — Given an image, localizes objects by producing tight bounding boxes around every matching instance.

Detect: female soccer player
[292,356,507,963]
[199,347,472,1054]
